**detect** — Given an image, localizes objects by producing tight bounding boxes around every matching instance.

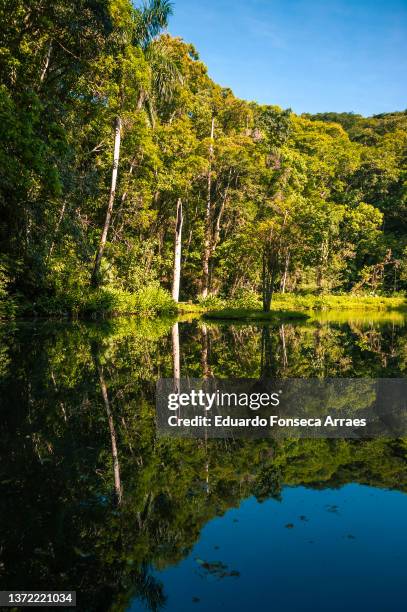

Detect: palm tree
[91,0,176,286]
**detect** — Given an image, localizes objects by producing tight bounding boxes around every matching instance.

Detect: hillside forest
[1,0,407,317]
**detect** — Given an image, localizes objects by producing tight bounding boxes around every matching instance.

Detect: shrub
[80,285,176,318]
[228,289,261,309]
[22,284,176,319]
[134,284,176,316]
[197,294,226,309]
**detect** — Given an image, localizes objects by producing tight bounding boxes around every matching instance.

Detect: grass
[271,293,407,312]
[177,302,207,314]
[180,293,407,322]
[4,289,406,321]
[203,308,309,322]
[179,293,407,320]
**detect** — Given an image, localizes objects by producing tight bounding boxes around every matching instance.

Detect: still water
[133,485,407,612]
[0,313,406,611]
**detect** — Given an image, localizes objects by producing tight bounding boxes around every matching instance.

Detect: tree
[90,0,173,286]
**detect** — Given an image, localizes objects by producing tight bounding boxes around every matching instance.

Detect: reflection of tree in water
[97,360,123,505]
[203,319,407,379]
[349,320,401,370]
[0,318,406,610]
[260,325,283,378]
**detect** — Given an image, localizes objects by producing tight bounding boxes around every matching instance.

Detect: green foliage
[24,285,175,318]
[198,293,407,317]
[132,284,176,316]
[197,294,226,309]
[227,288,262,309]
[271,293,407,312]
[0,1,406,318]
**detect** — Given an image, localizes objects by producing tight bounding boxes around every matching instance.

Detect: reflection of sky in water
[131,484,407,612]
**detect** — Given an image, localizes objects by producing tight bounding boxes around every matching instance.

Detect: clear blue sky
[167,0,407,116]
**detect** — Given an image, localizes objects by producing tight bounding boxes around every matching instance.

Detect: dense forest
[1,0,407,318]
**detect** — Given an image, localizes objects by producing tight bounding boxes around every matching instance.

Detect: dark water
[0,313,406,611]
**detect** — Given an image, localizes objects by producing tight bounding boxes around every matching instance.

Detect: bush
[80,285,176,318]
[228,289,261,309]
[134,284,176,316]
[197,294,226,309]
[22,284,176,319]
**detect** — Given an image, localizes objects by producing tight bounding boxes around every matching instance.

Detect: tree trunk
[280,249,290,293]
[202,116,215,297]
[39,41,52,83]
[316,238,329,293]
[47,199,66,260]
[98,365,122,505]
[262,240,277,312]
[172,198,183,302]
[91,116,122,286]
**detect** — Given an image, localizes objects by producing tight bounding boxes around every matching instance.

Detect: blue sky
[167,0,407,116]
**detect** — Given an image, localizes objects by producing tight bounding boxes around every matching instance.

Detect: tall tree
[91,0,173,286]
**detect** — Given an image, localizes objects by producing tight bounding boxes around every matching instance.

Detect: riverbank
[0,286,177,320]
[178,294,407,317]
[1,290,406,322]
[272,294,407,312]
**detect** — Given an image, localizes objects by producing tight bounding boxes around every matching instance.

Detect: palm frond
[145,37,183,102]
[133,0,173,47]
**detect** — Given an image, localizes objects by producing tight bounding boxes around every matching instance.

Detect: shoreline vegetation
[1,289,406,322]
[1,1,407,324]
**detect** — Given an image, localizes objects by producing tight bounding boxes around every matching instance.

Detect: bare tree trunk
[91,116,121,286]
[211,169,231,257]
[202,116,215,297]
[280,249,290,293]
[40,41,52,83]
[262,238,276,313]
[316,238,328,293]
[136,91,146,111]
[172,198,183,301]
[47,199,66,260]
[262,213,288,310]
[98,366,122,505]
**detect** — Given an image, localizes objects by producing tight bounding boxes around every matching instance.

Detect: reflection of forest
[0,317,406,611]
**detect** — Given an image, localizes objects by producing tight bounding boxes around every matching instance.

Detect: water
[0,313,406,611]
[131,485,407,612]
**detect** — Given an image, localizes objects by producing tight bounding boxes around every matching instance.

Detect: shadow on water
[0,314,406,611]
